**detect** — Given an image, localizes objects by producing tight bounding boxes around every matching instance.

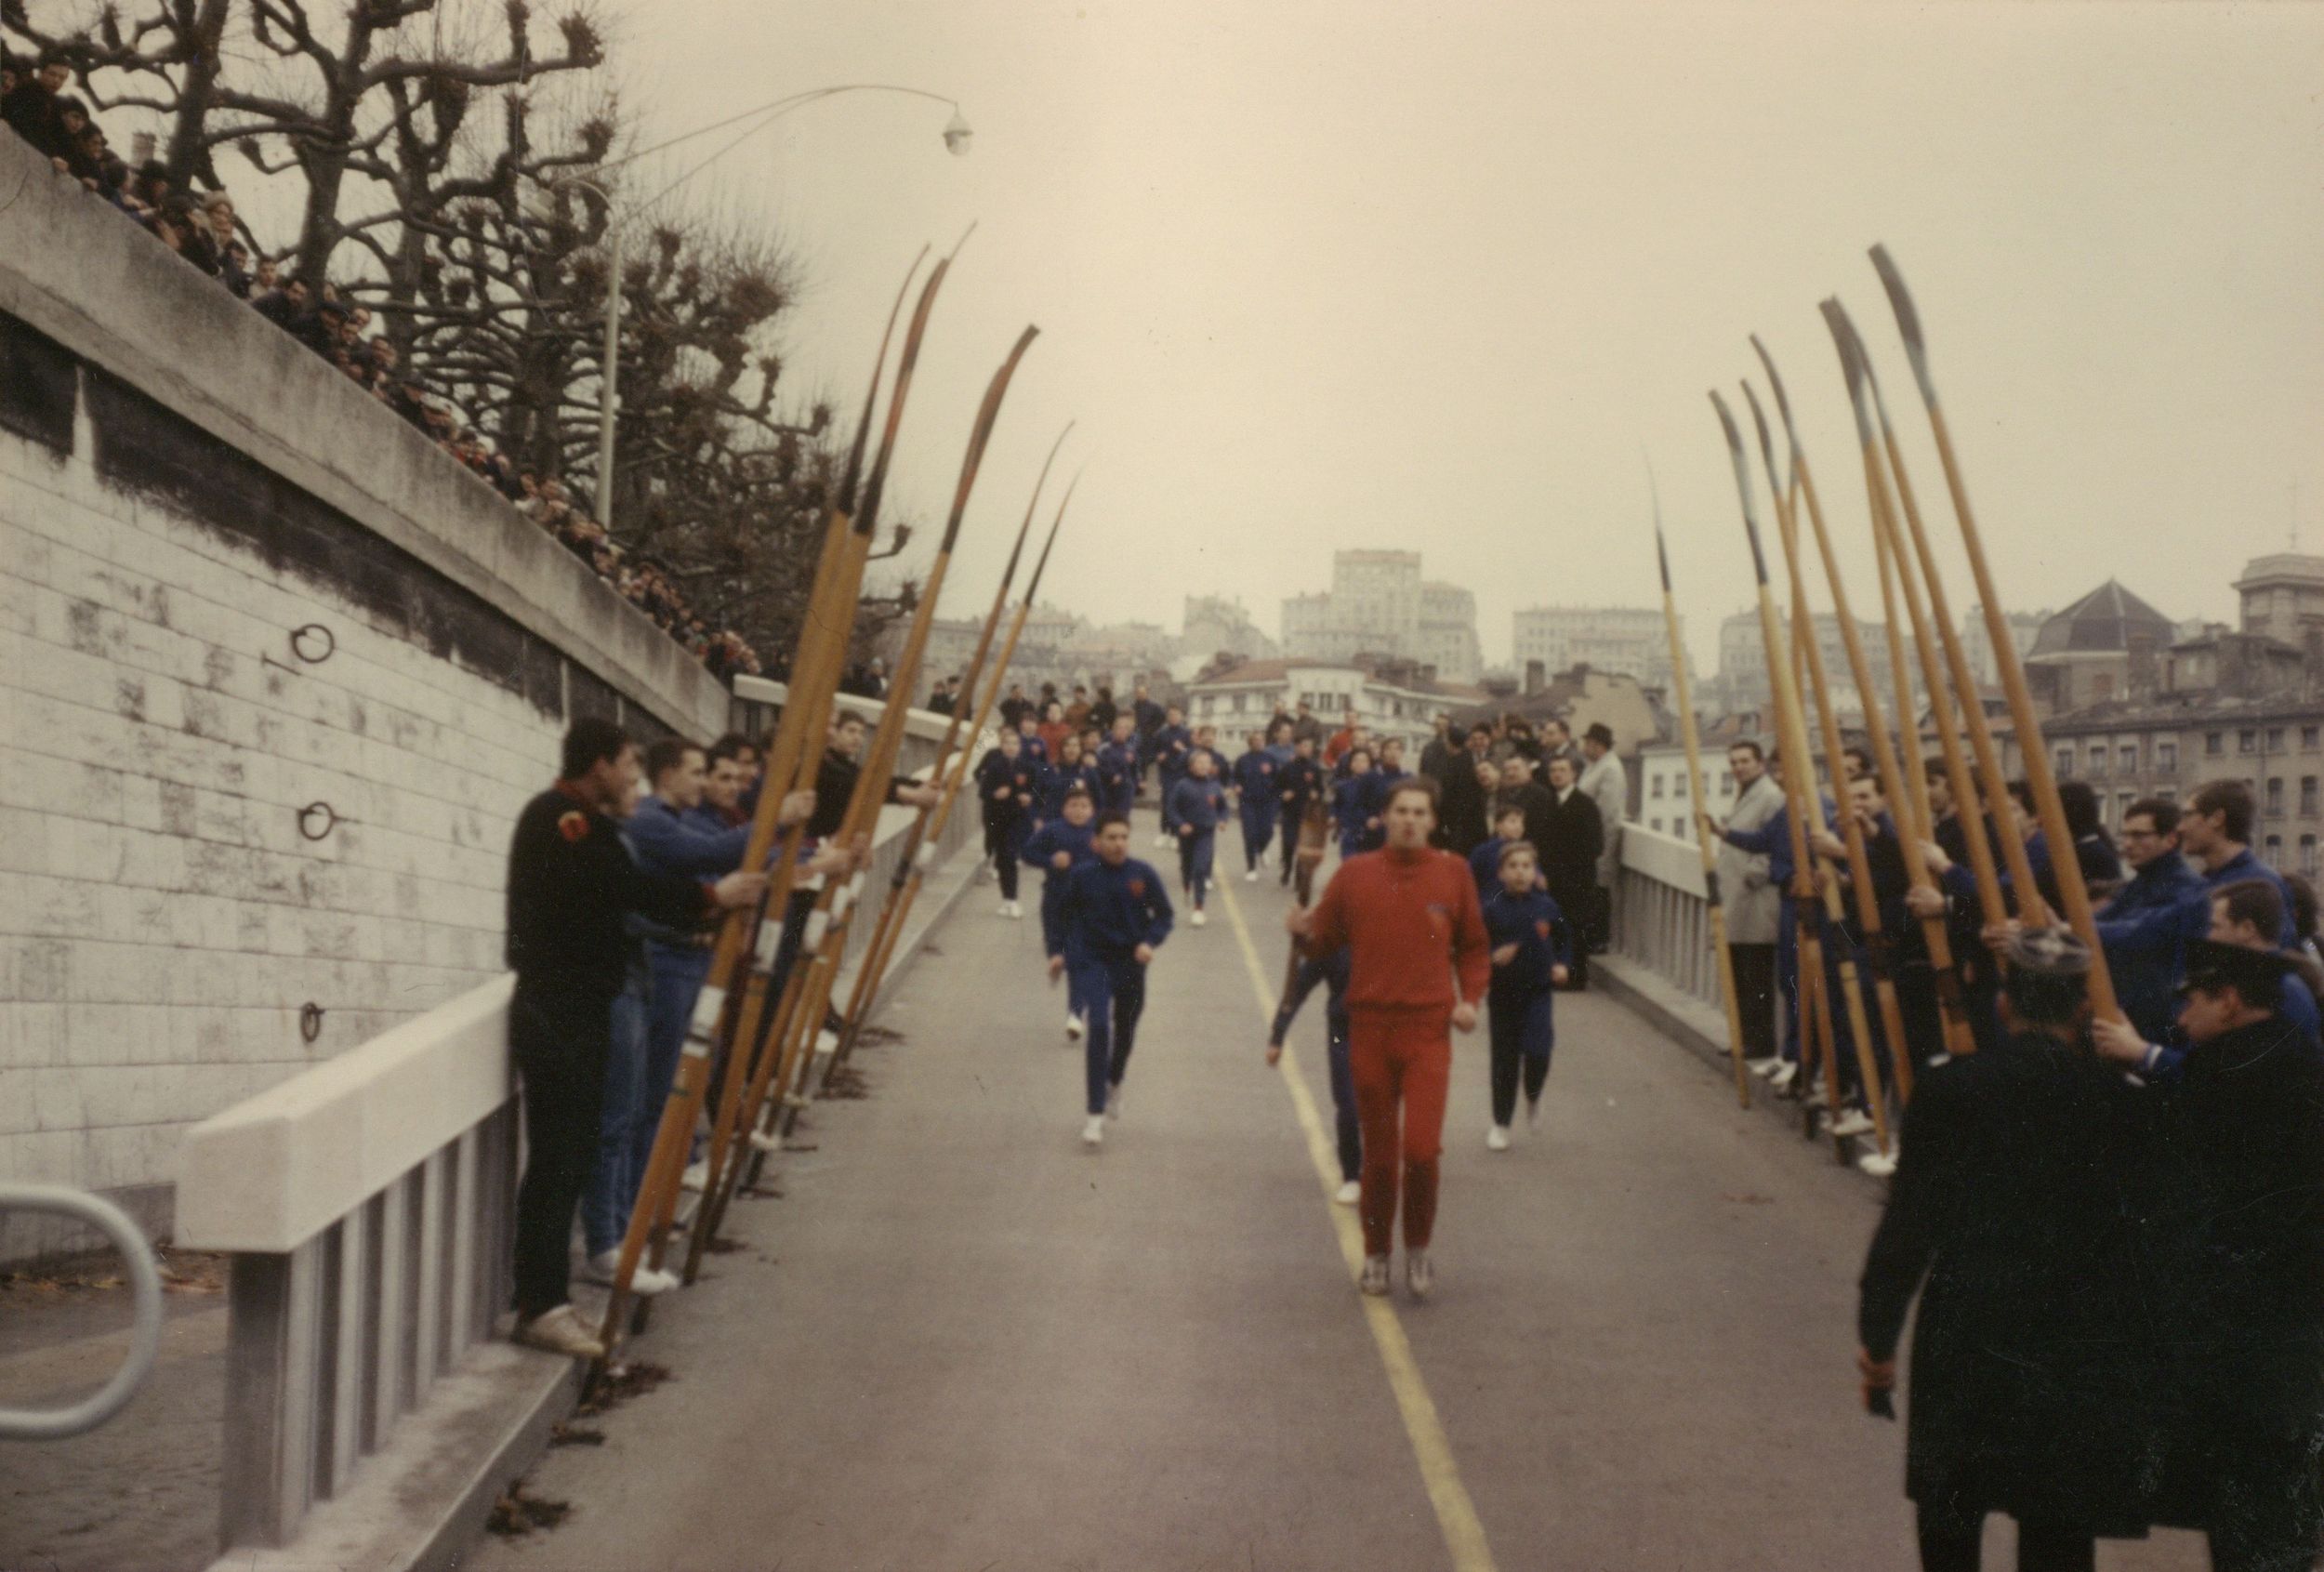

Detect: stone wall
[0,132,732,1261]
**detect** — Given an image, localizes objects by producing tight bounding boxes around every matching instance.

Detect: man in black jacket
[2146,939,2324,1571]
[1856,926,2150,1571]
[1533,755,1603,988]
[504,720,764,1357]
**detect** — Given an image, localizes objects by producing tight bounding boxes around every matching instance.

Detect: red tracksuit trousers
[1349,1007,1452,1257]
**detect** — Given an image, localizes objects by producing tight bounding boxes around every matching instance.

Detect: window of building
[2119,744,2138,774]
[2117,791,2136,826]
[2268,778,2286,815]
[2306,777,2320,817]
[2266,834,2284,870]
[1651,818,1664,835]
[2087,744,2107,777]
[1651,775,1664,799]
[2054,745,2075,779]
[2206,733,2224,757]
[2240,730,2258,754]
[2157,786,2177,802]
[2305,836,2319,877]
[2159,741,2178,772]
[1232,693,1247,713]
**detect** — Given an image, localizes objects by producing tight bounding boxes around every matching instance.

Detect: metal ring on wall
[289,624,336,664]
[299,1003,324,1044]
[297,802,339,841]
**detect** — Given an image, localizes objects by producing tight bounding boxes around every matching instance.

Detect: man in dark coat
[2145,939,2324,1571]
[1433,724,1490,854]
[1532,754,1603,988]
[1856,926,2152,1570]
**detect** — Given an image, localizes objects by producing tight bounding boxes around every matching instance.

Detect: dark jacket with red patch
[1059,856,1174,965]
[505,785,711,1001]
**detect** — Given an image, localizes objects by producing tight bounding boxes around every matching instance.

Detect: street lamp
[561,85,971,528]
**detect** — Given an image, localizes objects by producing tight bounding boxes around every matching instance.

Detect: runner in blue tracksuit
[1096,715,1142,817]
[1169,749,1228,923]
[1037,733,1101,826]
[1022,786,1101,1039]
[1469,803,1531,900]
[1050,812,1174,1145]
[1149,707,1193,841]
[975,730,1038,914]
[1233,731,1281,878]
[1480,840,1571,1146]
[1276,735,1326,887]
[1269,945,1362,1203]
[1358,741,1408,854]
[1331,747,1377,860]
[1013,712,1050,770]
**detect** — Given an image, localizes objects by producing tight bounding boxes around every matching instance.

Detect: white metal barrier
[174,735,982,1552]
[1610,824,1726,1013]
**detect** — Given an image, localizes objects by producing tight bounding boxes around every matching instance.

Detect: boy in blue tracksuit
[1023,786,1101,1040]
[1038,735,1100,827]
[976,729,1038,918]
[1269,945,1362,1205]
[1233,730,1280,879]
[1276,735,1326,887]
[1049,812,1174,1146]
[1469,802,1534,898]
[1096,715,1141,817]
[1169,749,1228,925]
[1481,840,1571,1146]
[1331,746,1377,860]
[1150,706,1193,844]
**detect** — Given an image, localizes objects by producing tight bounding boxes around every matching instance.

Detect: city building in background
[1185,654,1487,752]
[1278,549,1483,680]
[1511,605,1678,694]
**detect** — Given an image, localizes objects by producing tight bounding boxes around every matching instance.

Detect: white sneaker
[680,1158,709,1192]
[513,1303,604,1359]
[1486,1125,1511,1152]
[608,1258,679,1297]
[1190,909,1207,928]
[1858,1149,1899,1178]
[1065,1012,1085,1040]
[1334,1180,1361,1206]
[1769,1062,1798,1089]
[1081,1115,1105,1147]
[1105,1081,1124,1120]
[1359,1255,1392,1296]
[1245,868,1259,882]
[747,1129,781,1154]
[998,901,1023,919]
[1829,1110,1876,1139]
[1405,1250,1434,1301]
[1747,1056,1783,1077]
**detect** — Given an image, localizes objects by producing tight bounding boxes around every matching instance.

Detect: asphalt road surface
[471,825,2211,1571]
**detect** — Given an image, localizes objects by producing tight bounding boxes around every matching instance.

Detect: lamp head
[942,108,973,156]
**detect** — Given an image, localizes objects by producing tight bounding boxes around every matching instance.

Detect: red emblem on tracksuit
[557,811,589,843]
[1128,878,1146,897]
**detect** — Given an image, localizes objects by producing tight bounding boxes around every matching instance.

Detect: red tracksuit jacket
[1305,847,1491,1015]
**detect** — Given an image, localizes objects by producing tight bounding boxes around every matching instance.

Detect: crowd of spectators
[2,46,764,683]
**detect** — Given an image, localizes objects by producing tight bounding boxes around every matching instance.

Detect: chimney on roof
[1525,659,1546,696]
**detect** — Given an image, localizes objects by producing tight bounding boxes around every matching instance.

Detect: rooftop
[2027,579,2177,658]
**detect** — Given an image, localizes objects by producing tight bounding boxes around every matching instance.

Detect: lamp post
[560,84,970,528]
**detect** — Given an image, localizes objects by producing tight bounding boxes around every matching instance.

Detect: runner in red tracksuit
[1288,775,1489,1301]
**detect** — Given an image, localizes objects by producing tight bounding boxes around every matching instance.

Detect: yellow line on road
[1216,878,1500,1572]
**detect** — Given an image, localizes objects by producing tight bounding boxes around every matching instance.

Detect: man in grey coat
[1716,740,1785,1071]
[1578,723,1629,958]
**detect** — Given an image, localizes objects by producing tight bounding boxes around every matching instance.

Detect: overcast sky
[144,0,2324,674]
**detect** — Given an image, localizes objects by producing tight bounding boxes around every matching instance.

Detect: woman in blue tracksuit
[1481,839,1571,1148]
[1232,731,1280,879]
[1022,786,1101,1039]
[1331,746,1377,860]
[1168,749,1228,925]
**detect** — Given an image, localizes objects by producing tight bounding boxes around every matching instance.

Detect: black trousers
[1915,1509,2093,1572]
[509,984,614,1319]
[1729,943,1778,1059]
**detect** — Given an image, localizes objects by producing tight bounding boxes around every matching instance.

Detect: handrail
[0,1185,164,1441]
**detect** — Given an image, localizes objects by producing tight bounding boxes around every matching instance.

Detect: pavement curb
[1591,953,1888,1190]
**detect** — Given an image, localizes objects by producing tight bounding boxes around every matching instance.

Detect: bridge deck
[471,839,2205,1571]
